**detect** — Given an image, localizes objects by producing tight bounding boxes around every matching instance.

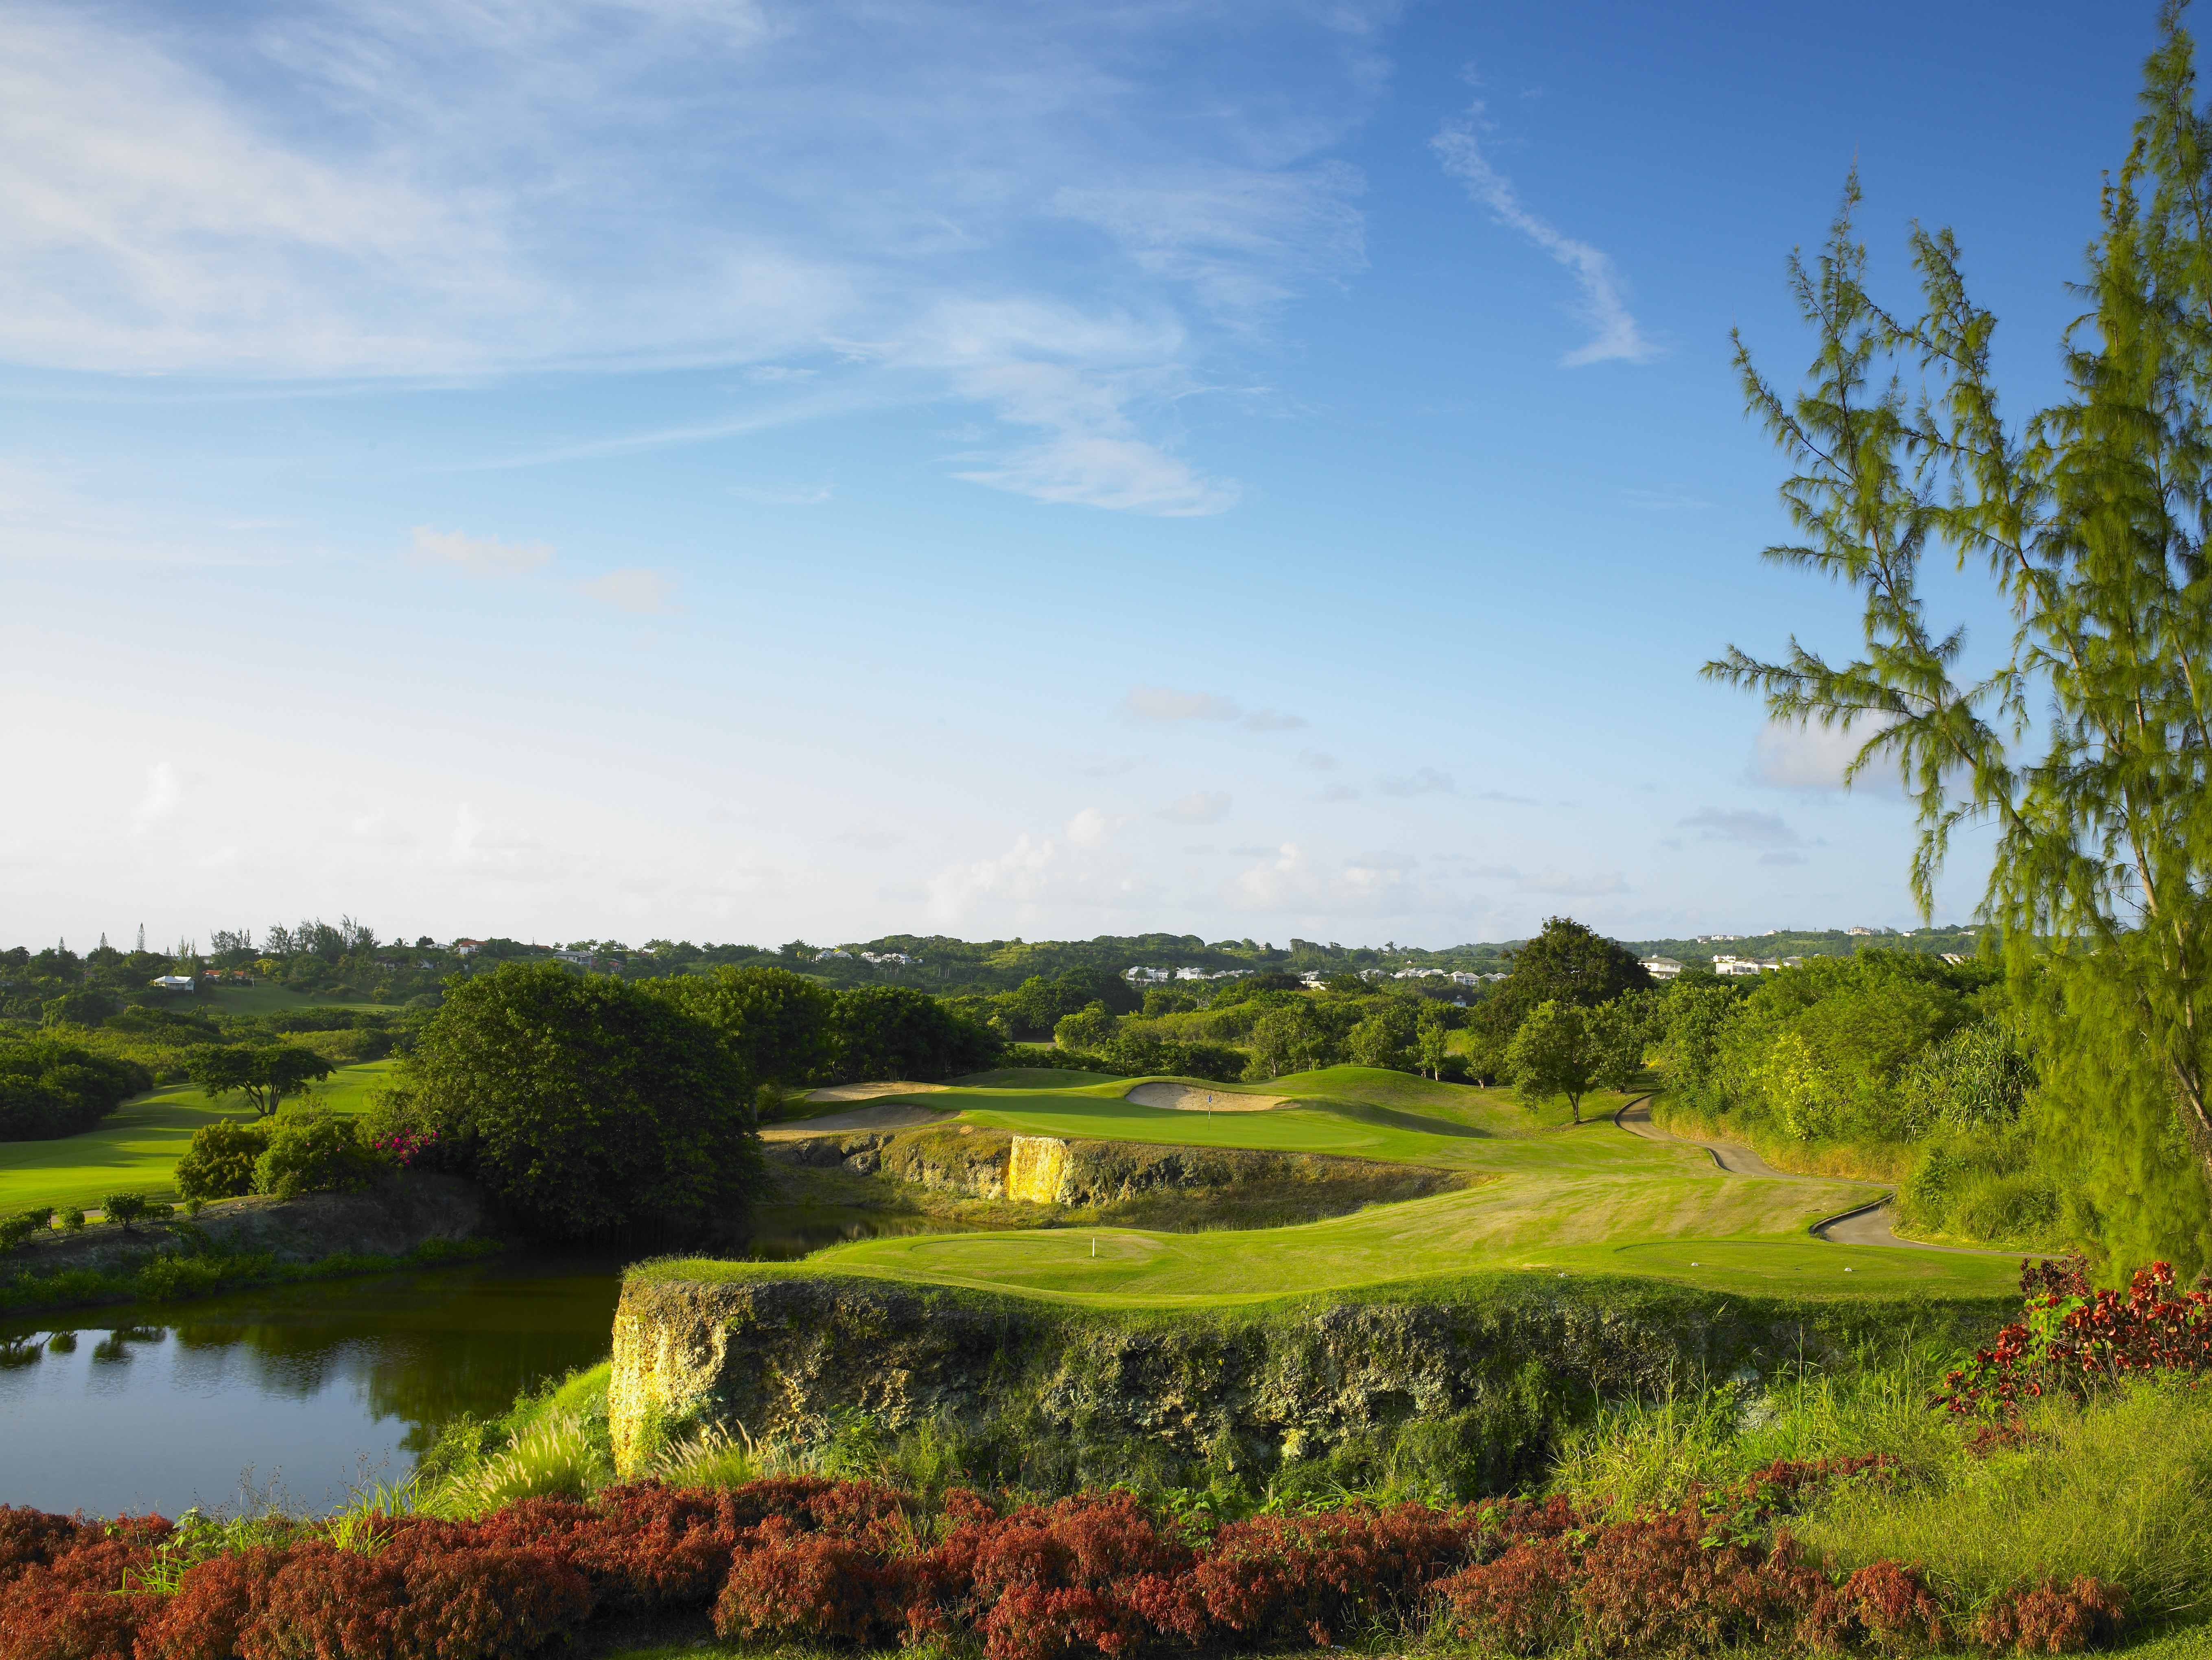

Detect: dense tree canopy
[184,1044,334,1118]
[644,965,836,1086]
[827,985,1001,1083]
[0,1038,151,1140]
[399,961,761,1240]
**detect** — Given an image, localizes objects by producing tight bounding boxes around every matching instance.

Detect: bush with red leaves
[1939,1256,2212,1418]
[1195,1502,1471,1648]
[234,1533,590,1660]
[0,1531,166,1660]
[1834,1558,1948,1653]
[1975,1577,2128,1654]
[0,1507,97,1587]
[133,1547,292,1660]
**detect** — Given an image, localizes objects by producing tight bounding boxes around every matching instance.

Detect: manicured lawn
[0,1060,396,1213]
[663,1066,2023,1306]
[195,984,398,1014]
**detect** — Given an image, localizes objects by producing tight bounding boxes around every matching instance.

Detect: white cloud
[1432,109,1656,368]
[1125,686,1242,723]
[0,2,1381,516]
[1065,806,1118,848]
[1318,784,1360,803]
[1120,686,1305,728]
[1378,767,1454,797]
[1297,749,1338,771]
[1518,868,1629,897]
[579,568,676,614]
[1681,806,1801,850]
[1160,791,1231,825]
[409,526,553,577]
[1750,719,1903,795]
[729,481,834,505]
[133,761,182,830]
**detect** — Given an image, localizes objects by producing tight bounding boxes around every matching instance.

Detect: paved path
[1613,1096,2020,1256]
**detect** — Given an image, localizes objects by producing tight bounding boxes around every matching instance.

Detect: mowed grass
[194,984,398,1014]
[0,1060,396,1214]
[668,1067,2024,1306]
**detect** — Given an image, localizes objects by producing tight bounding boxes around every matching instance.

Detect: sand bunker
[762,1101,951,1140]
[804,1081,949,1104]
[1125,1082,1285,1113]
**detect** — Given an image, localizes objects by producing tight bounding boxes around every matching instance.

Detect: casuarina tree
[1712,7,2212,1271]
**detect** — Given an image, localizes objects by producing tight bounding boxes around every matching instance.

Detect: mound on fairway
[1125,1081,1285,1112]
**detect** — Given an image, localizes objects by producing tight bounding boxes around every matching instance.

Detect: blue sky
[0,0,2159,949]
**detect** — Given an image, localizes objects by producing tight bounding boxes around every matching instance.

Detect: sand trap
[762,1102,951,1140]
[1125,1082,1285,1113]
[803,1081,949,1103]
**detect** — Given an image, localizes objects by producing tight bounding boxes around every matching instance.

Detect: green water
[0,1204,955,1518]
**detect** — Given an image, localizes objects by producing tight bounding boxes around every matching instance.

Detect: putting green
[670,1066,2024,1306]
[0,1060,395,1214]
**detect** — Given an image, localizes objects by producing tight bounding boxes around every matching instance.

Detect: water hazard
[0,1204,950,1518]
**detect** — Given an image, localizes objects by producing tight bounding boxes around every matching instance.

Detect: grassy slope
[661,1066,2023,1306]
[0,1060,395,1212]
[193,984,398,1015]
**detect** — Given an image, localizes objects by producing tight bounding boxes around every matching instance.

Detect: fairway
[677,1066,2023,1306]
[0,1061,396,1214]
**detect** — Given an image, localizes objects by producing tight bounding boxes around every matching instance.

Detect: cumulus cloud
[1378,767,1454,797]
[409,526,553,577]
[579,568,677,614]
[1159,791,1231,825]
[1432,108,1656,368]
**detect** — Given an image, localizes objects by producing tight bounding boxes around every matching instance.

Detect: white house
[1123,965,1173,983]
[150,975,195,990]
[1639,956,1684,981]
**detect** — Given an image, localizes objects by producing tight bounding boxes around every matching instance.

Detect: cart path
[1613,1096,2020,1256]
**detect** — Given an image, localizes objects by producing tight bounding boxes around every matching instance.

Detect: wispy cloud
[1160,791,1232,825]
[1431,106,1656,368]
[1681,806,1801,850]
[1121,687,1305,730]
[409,525,552,577]
[0,1,1381,515]
[579,568,677,614]
[1378,767,1454,797]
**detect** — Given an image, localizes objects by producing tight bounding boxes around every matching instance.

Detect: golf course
[663,1064,2024,1306]
[0,1059,396,1214]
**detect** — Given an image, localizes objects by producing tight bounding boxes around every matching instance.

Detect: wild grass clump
[1551,1348,1958,1518]
[1799,1381,2212,1628]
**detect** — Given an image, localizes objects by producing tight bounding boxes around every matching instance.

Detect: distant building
[1941,952,1966,965]
[453,939,484,957]
[1846,926,1875,936]
[816,948,853,961]
[860,951,914,965]
[1639,956,1683,981]
[1123,966,1172,983]
[150,975,195,990]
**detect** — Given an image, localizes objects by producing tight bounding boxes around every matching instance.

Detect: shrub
[57,1206,84,1231]
[252,1114,384,1200]
[1194,1503,1466,1647]
[1973,1576,2127,1654]
[174,1120,272,1202]
[1937,1257,2212,1417]
[236,1534,591,1660]
[0,1037,150,1140]
[714,1519,907,1648]
[103,1192,153,1228]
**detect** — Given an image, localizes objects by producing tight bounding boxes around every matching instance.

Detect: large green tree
[402,962,759,1240]
[184,1044,333,1118]
[1506,1000,1597,1123]
[644,965,835,1086]
[1478,917,1652,1043]
[1711,7,2212,1270]
[829,986,1001,1083]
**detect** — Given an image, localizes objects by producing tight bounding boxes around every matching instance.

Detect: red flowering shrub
[1975,1577,2128,1654]
[1939,1257,2212,1417]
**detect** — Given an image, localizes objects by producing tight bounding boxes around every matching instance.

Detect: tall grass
[1799,1383,2212,1626]
[1550,1350,1958,1517]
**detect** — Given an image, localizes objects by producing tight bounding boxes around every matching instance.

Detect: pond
[0,1205,951,1518]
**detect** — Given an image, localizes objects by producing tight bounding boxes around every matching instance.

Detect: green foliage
[0,1036,152,1140]
[1507,1000,1596,1121]
[102,1191,153,1226]
[827,985,1001,1083]
[1345,1000,1418,1071]
[39,987,120,1027]
[1482,917,1653,1036]
[183,1043,334,1118]
[1800,1384,2212,1627]
[643,965,835,1086]
[252,1113,384,1199]
[1053,1000,1119,1050]
[1897,1019,2034,1135]
[1712,16,2212,1273]
[173,1118,273,1201]
[404,961,761,1241]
